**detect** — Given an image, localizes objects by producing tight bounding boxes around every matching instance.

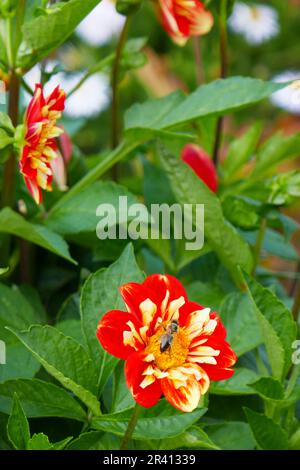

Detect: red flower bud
[181,143,218,192]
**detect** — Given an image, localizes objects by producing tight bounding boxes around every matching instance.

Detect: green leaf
[223,123,262,180]
[18,0,102,68]
[204,421,256,450]
[243,228,299,262]
[289,428,300,450]
[222,196,260,230]
[0,282,43,344]
[80,244,144,393]
[253,131,300,176]
[0,128,13,149]
[67,432,120,450]
[186,281,226,312]
[0,266,9,276]
[244,408,289,450]
[249,377,284,401]
[7,393,30,450]
[219,292,263,356]
[0,112,14,133]
[111,362,134,413]
[0,379,86,421]
[141,426,219,450]
[0,343,40,382]
[8,325,100,416]
[125,78,285,134]
[26,433,72,450]
[0,208,76,264]
[49,141,139,212]
[19,285,47,324]
[210,368,259,395]
[45,181,137,238]
[245,274,297,381]
[26,433,53,450]
[160,146,253,286]
[91,402,207,440]
[56,319,85,346]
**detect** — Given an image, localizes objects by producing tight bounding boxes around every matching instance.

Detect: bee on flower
[19,84,66,204]
[97,274,237,412]
[157,0,214,46]
[228,2,279,45]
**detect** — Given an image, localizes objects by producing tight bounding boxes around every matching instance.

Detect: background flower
[25,64,111,119]
[228,2,279,45]
[158,0,214,46]
[97,274,237,412]
[20,84,65,204]
[270,71,300,115]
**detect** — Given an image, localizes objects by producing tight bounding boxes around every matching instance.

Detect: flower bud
[181,143,218,192]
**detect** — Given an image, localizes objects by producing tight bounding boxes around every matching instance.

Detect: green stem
[213,0,228,165]
[1,72,20,208]
[286,364,300,397]
[251,218,267,276]
[6,18,14,67]
[291,277,300,321]
[192,36,204,85]
[120,403,141,450]
[111,16,131,150]
[68,55,114,98]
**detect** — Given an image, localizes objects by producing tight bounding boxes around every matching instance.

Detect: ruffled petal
[200,340,237,380]
[161,364,209,412]
[143,274,187,305]
[96,310,142,360]
[125,352,162,408]
[161,372,201,412]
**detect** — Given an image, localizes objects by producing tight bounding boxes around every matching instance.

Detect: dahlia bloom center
[146,324,190,371]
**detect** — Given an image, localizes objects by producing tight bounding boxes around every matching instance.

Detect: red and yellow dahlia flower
[97,274,237,412]
[158,0,214,46]
[19,84,66,204]
[181,143,218,192]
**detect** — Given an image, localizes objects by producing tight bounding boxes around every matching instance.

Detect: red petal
[200,340,237,380]
[119,282,157,321]
[161,373,201,412]
[178,301,205,327]
[46,86,66,111]
[96,310,142,360]
[143,274,187,304]
[125,352,162,408]
[182,144,218,192]
[26,84,44,124]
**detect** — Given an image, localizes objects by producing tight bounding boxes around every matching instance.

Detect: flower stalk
[111,16,131,150]
[192,37,204,85]
[120,403,142,450]
[213,0,228,165]
[1,72,20,209]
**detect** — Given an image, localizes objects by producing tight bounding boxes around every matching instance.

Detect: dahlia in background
[20,84,65,204]
[270,71,300,115]
[76,0,125,46]
[158,0,214,46]
[25,64,111,119]
[228,2,279,45]
[97,274,236,412]
[181,144,218,192]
